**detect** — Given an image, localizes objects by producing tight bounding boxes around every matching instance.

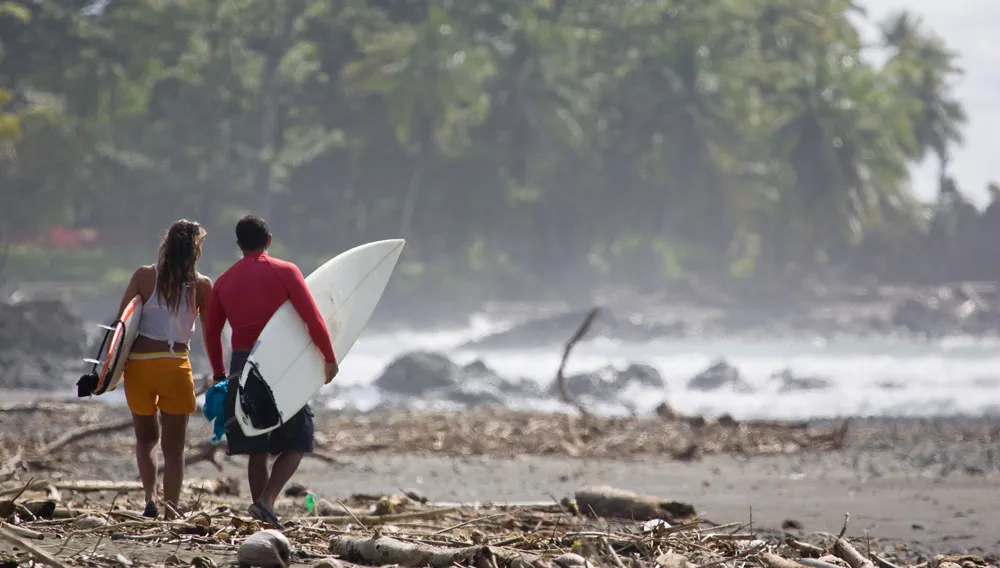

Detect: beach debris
[0,524,69,568]
[0,482,987,568]
[556,307,600,420]
[575,486,696,522]
[72,514,108,529]
[238,529,291,568]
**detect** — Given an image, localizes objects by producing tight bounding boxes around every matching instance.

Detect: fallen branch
[785,538,825,557]
[33,418,134,458]
[0,521,43,540]
[303,507,460,526]
[0,525,69,568]
[555,307,599,420]
[762,553,809,568]
[329,534,549,568]
[834,537,877,568]
[0,402,85,413]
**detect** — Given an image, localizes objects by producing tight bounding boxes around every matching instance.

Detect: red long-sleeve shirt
[204,252,336,377]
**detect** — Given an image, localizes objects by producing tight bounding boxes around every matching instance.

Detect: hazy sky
[858,0,1000,208]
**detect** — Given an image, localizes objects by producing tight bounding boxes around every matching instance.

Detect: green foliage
[0,0,975,297]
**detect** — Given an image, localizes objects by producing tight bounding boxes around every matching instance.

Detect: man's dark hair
[235,215,270,251]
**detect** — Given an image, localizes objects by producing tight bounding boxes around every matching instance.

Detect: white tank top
[136,265,199,354]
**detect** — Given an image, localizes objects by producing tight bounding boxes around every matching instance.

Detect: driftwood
[188,476,240,496]
[0,402,84,413]
[1,477,236,497]
[799,560,848,568]
[0,489,980,568]
[574,486,696,522]
[786,538,826,557]
[834,537,877,568]
[0,525,69,568]
[302,507,461,526]
[329,534,549,568]
[555,308,599,420]
[0,521,42,540]
[763,553,810,568]
[32,418,134,458]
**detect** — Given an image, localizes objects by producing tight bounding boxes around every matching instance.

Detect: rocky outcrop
[373,351,541,406]
[889,282,1000,337]
[1,299,85,389]
[769,369,831,392]
[349,352,668,412]
[546,363,665,400]
[686,360,754,393]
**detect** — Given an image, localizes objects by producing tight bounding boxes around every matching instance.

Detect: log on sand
[0,526,69,568]
[33,418,134,458]
[835,537,877,568]
[329,534,551,568]
[574,486,696,522]
[762,553,810,568]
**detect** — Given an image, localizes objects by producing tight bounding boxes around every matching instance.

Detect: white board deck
[234,239,405,436]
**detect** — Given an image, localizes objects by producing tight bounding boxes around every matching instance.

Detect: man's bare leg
[247,453,269,503]
[258,451,304,510]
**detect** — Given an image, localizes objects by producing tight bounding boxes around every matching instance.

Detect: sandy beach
[1,400,998,567]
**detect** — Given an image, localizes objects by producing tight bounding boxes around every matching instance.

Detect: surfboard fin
[96,324,116,331]
[83,358,102,365]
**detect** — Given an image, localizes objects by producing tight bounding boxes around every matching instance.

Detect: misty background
[2,0,1000,419]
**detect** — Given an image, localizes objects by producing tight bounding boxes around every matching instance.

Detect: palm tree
[879,10,966,176]
[341,1,496,240]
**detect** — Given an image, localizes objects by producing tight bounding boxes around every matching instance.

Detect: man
[204,215,338,528]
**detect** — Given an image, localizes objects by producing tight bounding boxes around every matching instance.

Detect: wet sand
[183,449,999,556]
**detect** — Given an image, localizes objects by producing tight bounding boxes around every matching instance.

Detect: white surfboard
[233,239,405,436]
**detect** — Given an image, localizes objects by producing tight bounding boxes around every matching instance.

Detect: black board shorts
[223,350,314,456]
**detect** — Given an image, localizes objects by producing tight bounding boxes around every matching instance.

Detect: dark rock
[461,308,685,349]
[374,352,460,394]
[545,363,664,399]
[770,369,831,392]
[655,401,681,420]
[372,352,540,407]
[619,363,665,388]
[687,360,754,392]
[781,519,804,530]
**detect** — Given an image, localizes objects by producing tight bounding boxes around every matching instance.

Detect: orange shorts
[123,354,197,416]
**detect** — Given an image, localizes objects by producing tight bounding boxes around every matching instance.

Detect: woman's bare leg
[159,411,189,510]
[132,413,160,505]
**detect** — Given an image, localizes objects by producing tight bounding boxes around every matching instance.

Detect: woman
[114,219,213,519]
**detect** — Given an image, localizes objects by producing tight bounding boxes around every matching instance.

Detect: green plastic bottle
[304,492,317,515]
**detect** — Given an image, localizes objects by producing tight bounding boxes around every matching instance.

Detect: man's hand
[324,360,339,384]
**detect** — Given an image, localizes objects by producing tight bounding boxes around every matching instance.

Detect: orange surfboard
[78,294,143,396]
